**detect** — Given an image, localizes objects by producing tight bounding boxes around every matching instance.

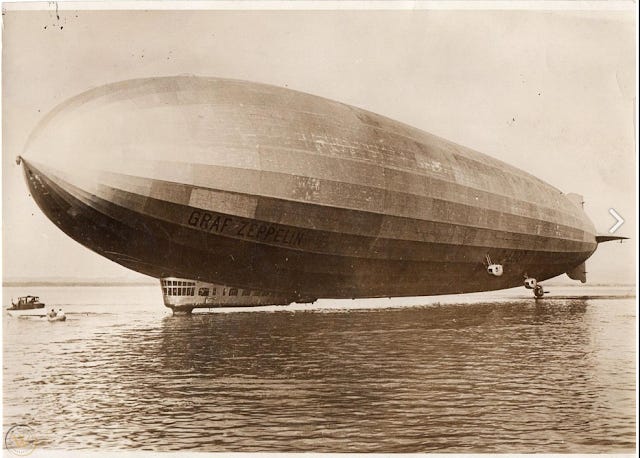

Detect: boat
[7,296,46,317]
[47,313,67,322]
[16,76,626,313]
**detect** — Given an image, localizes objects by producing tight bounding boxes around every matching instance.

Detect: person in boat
[57,309,65,319]
[47,308,57,319]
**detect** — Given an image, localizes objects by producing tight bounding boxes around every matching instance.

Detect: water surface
[3,285,636,452]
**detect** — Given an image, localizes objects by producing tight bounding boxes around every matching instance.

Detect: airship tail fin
[565,193,584,208]
[566,262,587,283]
[595,234,629,243]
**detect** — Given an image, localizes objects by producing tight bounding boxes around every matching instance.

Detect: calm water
[2,285,636,453]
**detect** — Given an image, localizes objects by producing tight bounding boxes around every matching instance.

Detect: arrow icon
[608,208,624,233]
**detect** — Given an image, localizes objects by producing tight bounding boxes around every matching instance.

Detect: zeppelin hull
[22,165,595,298]
[21,76,598,299]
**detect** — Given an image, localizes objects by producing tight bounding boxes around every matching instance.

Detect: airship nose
[17,156,62,229]
[18,156,58,205]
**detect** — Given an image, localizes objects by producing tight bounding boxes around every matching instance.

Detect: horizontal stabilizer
[596,235,629,243]
[566,262,587,283]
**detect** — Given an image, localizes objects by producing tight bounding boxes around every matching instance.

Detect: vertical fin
[565,193,584,209]
[566,262,587,283]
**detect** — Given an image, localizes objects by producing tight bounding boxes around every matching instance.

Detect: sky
[1,4,637,283]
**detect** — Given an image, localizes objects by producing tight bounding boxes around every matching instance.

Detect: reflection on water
[2,286,636,452]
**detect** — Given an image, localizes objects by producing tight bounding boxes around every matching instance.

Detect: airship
[17,76,624,313]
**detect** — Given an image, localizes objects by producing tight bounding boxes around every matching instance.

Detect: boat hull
[7,308,46,318]
[47,315,67,322]
[20,76,598,300]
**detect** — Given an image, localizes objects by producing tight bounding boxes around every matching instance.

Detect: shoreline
[3,281,157,287]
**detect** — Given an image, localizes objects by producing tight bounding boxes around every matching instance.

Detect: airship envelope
[19,76,602,310]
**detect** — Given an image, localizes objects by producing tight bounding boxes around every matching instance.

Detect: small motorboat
[7,296,46,317]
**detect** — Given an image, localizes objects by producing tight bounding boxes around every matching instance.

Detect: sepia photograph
[2,1,637,456]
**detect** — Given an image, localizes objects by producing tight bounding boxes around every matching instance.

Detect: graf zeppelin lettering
[187,210,305,247]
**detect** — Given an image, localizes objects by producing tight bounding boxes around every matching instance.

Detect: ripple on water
[2,286,636,452]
